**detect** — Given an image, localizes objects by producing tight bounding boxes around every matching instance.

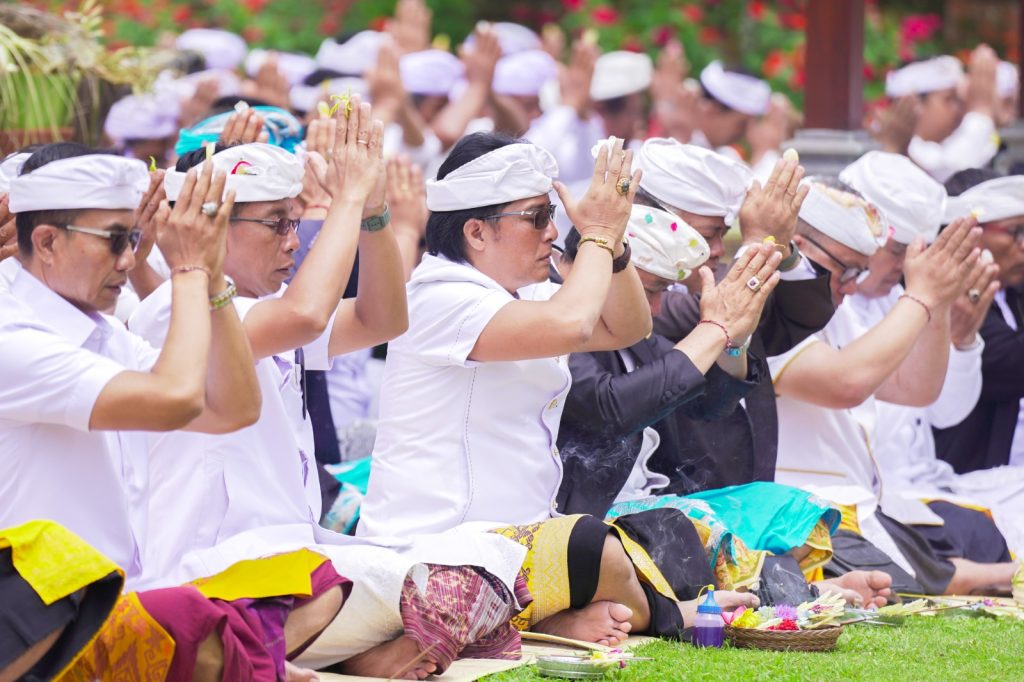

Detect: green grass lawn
[484,617,1024,682]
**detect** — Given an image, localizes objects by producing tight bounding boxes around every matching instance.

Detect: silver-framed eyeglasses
[482,204,556,230]
[60,225,142,255]
[229,216,301,236]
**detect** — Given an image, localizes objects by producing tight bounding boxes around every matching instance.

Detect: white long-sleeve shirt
[908,111,1000,183]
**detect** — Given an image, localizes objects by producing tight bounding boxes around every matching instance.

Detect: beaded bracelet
[899,293,932,323]
[209,282,238,312]
[579,235,615,258]
[170,265,211,279]
[698,319,735,352]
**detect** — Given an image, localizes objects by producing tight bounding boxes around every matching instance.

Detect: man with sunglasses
[0,142,260,586]
[770,175,1020,597]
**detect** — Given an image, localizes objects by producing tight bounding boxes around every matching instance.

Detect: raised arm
[431,28,500,150]
[774,218,982,409]
[92,165,260,432]
[470,139,647,361]
[127,170,169,301]
[328,111,410,357]
[242,98,376,360]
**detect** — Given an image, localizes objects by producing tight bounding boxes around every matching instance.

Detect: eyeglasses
[229,216,301,236]
[482,204,556,230]
[984,222,1024,245]
[802,235,867,284]
[61,225,142,255]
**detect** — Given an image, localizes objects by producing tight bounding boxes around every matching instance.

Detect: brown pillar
[804,0,865,130]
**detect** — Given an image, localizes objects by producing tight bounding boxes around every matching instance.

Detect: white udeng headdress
[163,143,303,203]
[626,205,710,281]
[885,56,963,97]
[8,155,149,213]
[798,182,886,257]
[0,152,31,195]
[425,143,558,212]
[839,151,947,244]
[699,61,771,116]
[945,176,1024,224]
[634,137,753,226]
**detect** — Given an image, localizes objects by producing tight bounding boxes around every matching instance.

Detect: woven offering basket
[725,625,844,652]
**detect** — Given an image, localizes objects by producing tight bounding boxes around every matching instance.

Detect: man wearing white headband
[995,60,1020,128]
[590,51,654,149]
[692,60,771,152]
[129,107,408,585]
[0,142,293,675]
[936,171,1024,478]
[361,131,768,645]
[888,47,1004,182]
[771,176,1020,595]
[638,137,833,492]
[103,92,181,168]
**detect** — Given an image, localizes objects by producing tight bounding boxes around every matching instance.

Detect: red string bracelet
[698,319,733,350]
[899,293,932,322]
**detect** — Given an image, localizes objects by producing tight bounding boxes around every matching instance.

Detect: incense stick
[388,641,439,682]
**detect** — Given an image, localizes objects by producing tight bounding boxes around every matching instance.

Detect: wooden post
[804,0,865,130]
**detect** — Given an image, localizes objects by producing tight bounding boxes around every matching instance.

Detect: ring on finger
[968,288,981,303]
[746,275,761,292]
[616,177,631,196]
[201,201,219,217]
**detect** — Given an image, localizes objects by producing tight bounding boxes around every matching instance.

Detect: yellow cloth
[55,593,175,682]
[191,548,329,601]
[800,519,835,580]
[0,520,121,605]
[493,515,678,630]
[836,504,862,535]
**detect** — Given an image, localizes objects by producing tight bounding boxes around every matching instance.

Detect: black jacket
[650,264,836,486]
[557,333,761,517]
[934,286,1024,473]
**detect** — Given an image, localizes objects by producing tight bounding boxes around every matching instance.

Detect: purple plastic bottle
[692,588,725,648]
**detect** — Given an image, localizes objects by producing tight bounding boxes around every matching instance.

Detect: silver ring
[201,201,218,217]
[968,288,981,303]
[746,276,761,292]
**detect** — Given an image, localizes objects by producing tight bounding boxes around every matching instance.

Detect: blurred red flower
[698,26,720,44]
[562,0,584,10]
[900,14,941,44]
[171,5,191,22]
[240,0,268,12]
[781,13,806,30]
[242,26,264,43]
[748,1,765,21]
[652,25,674,47]
[762,49,785,79]
[592,6,619,25]
[682,5,703,23]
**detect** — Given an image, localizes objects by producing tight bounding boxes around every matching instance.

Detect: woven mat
[317,635,659,681]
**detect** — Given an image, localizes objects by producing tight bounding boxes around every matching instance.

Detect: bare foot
[285,661,319,682]
[678,590,759,628]
[533,601,633,647]
[339,636,438,680]
[817,570,892,608]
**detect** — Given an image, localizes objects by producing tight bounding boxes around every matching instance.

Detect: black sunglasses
[482,204,556,230]
[61,225,142,255]
[229,216,301,236]
[802,235,867,284]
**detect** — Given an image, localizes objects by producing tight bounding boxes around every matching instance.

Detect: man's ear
[463,218,488,253]
[30,224,62,266]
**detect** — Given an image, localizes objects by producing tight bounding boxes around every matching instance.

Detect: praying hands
[0,195,15,262]
[737,155,809,257]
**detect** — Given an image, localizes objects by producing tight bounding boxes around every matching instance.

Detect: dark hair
[944,167,1002,197]
[175,141,236,172]
[424,131,525,263]
[595,95,629,115]
[15,143,119,256]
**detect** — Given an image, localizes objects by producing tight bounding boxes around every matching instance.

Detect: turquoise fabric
[175,106,304,156]
[322,457,373,535]
[687,482,840,554]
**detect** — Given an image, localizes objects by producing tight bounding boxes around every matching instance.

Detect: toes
[868,570,893,590]
[619,620,633,633]
[608,602,634,622]
[597,639,611,647]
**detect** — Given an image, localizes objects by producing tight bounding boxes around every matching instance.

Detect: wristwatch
[777,240,802,272]
[611,240,632,274]
[360,204,391,232]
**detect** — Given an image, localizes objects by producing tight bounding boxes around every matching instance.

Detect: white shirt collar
[10,261,111,348]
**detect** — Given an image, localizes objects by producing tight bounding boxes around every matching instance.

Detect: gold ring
[616,177,631,196]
